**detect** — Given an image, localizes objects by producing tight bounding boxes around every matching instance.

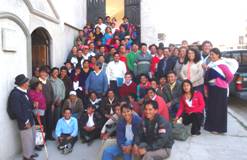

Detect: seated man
[163,71,182,119]
[135,100,174,160]
[55,108,78,154]
[100,103,122,140]
[102,103,142,160]
[79,104,103,145]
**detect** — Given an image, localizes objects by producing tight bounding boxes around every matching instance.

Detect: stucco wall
[0,18,28,160]
[0,0,86,159]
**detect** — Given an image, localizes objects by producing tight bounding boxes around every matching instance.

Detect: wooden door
[125,0,141,43]
[87,0,106,25]
[32,45,49,68]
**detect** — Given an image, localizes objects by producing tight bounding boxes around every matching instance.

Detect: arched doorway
[31,27,51,68]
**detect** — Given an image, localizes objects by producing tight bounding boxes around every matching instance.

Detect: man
[102,103,142,160]
[150,45,164,77]
[126,43,140,73]
[8,74,38,160]
[156,75,166,98]
[134,43,152,78]
[55,108,78,154]
[95,17,107,34]
[201,40,213,69]
[146,88,169,121]
[79,104,103,145]
[85,61,108,97]
[135,100,174,160]
[157,47,175,78]
[106,53,127,92]
[70,49,83,67]
[163,71,182,119]
[119,72,137,98]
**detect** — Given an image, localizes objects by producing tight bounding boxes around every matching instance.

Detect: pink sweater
[28,89,47,110]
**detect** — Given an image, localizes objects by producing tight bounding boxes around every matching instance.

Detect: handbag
[172,123,191,141]
[35,125,45,145]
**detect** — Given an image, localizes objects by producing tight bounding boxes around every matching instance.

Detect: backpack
[7,90,17,120]
[172,123,191,141]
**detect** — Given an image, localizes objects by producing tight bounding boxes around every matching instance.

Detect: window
[241,52,247,65]
[231,52,242,64]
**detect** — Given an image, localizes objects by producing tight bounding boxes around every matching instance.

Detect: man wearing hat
[8,74,38,160]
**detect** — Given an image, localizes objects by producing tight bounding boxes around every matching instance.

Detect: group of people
[7,15,238,160]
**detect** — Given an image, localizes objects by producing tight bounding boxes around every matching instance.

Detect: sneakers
[62,143,72,155]
[57,144,65,150]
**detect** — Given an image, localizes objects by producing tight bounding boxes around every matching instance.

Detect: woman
[102,103,141,160]
[204,48,234,134]
[94,26,103,42]
[59,66,72,98]
[89,56,97,69]
[87,91,102,111]
[180,48,204,93]
[28,81,47,125]
[136,74,150,104]
[174,80,205,135]
[80,60,93,90]
[86,31,95,45]
[174,47,187,80]
[102,27,113,46]
[50,67,66,123]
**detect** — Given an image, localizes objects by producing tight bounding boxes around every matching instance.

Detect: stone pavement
[15,112,247,160]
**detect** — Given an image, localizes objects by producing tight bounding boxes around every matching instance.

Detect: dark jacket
[41,79,55,108]
[136,114,174,150]
[116,114,142,147]
[60,76,73,98]
[163,81,182,107]
[157,55,177,78]
[8,88,34,130]
[79,111,104,131]
[100,97,119,118]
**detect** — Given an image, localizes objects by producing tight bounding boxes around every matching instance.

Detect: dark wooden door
[125,0,141,43]
[32,45,49,68]
[87,0,106,25]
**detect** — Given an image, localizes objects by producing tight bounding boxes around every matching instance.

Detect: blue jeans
[102,141,133,160]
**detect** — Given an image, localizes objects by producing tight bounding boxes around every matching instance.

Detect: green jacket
[126,50,141,72]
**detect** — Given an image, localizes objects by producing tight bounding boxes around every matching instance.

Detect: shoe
[35,146,42,151]
[58,144,65,150]
[31,153,39,158]
[62,143,72,155]
[192,131,201,136]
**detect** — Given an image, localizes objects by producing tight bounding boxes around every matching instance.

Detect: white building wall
[0,0,87,159]
[0,18,28,160]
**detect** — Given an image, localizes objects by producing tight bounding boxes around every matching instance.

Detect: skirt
[204,85,228,133]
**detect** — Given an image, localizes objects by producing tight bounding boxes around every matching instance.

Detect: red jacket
[150,56,161,75]
[119,81,137,97]
[154,95,170,121]
[176,91,205,118]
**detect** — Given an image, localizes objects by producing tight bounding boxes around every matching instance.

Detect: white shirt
[106,61,127,84]
[95,23,107,34]
[86,113,95,127]
[125,124,134,142]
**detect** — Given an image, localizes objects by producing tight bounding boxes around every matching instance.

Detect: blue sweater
[85,70,108,94]
[116,114,142,147]
[55,117,78,137]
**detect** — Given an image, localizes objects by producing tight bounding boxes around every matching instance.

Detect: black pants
[183,113,203,134]
[109,80,119,95]
[59,134,78,148]
[80,128,100,142]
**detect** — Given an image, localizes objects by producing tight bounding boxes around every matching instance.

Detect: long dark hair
[181,79,194,101]
[184,47,201,64]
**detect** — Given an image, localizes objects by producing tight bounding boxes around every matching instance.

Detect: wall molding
[0,12,32,77]
[23,0,60,24]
